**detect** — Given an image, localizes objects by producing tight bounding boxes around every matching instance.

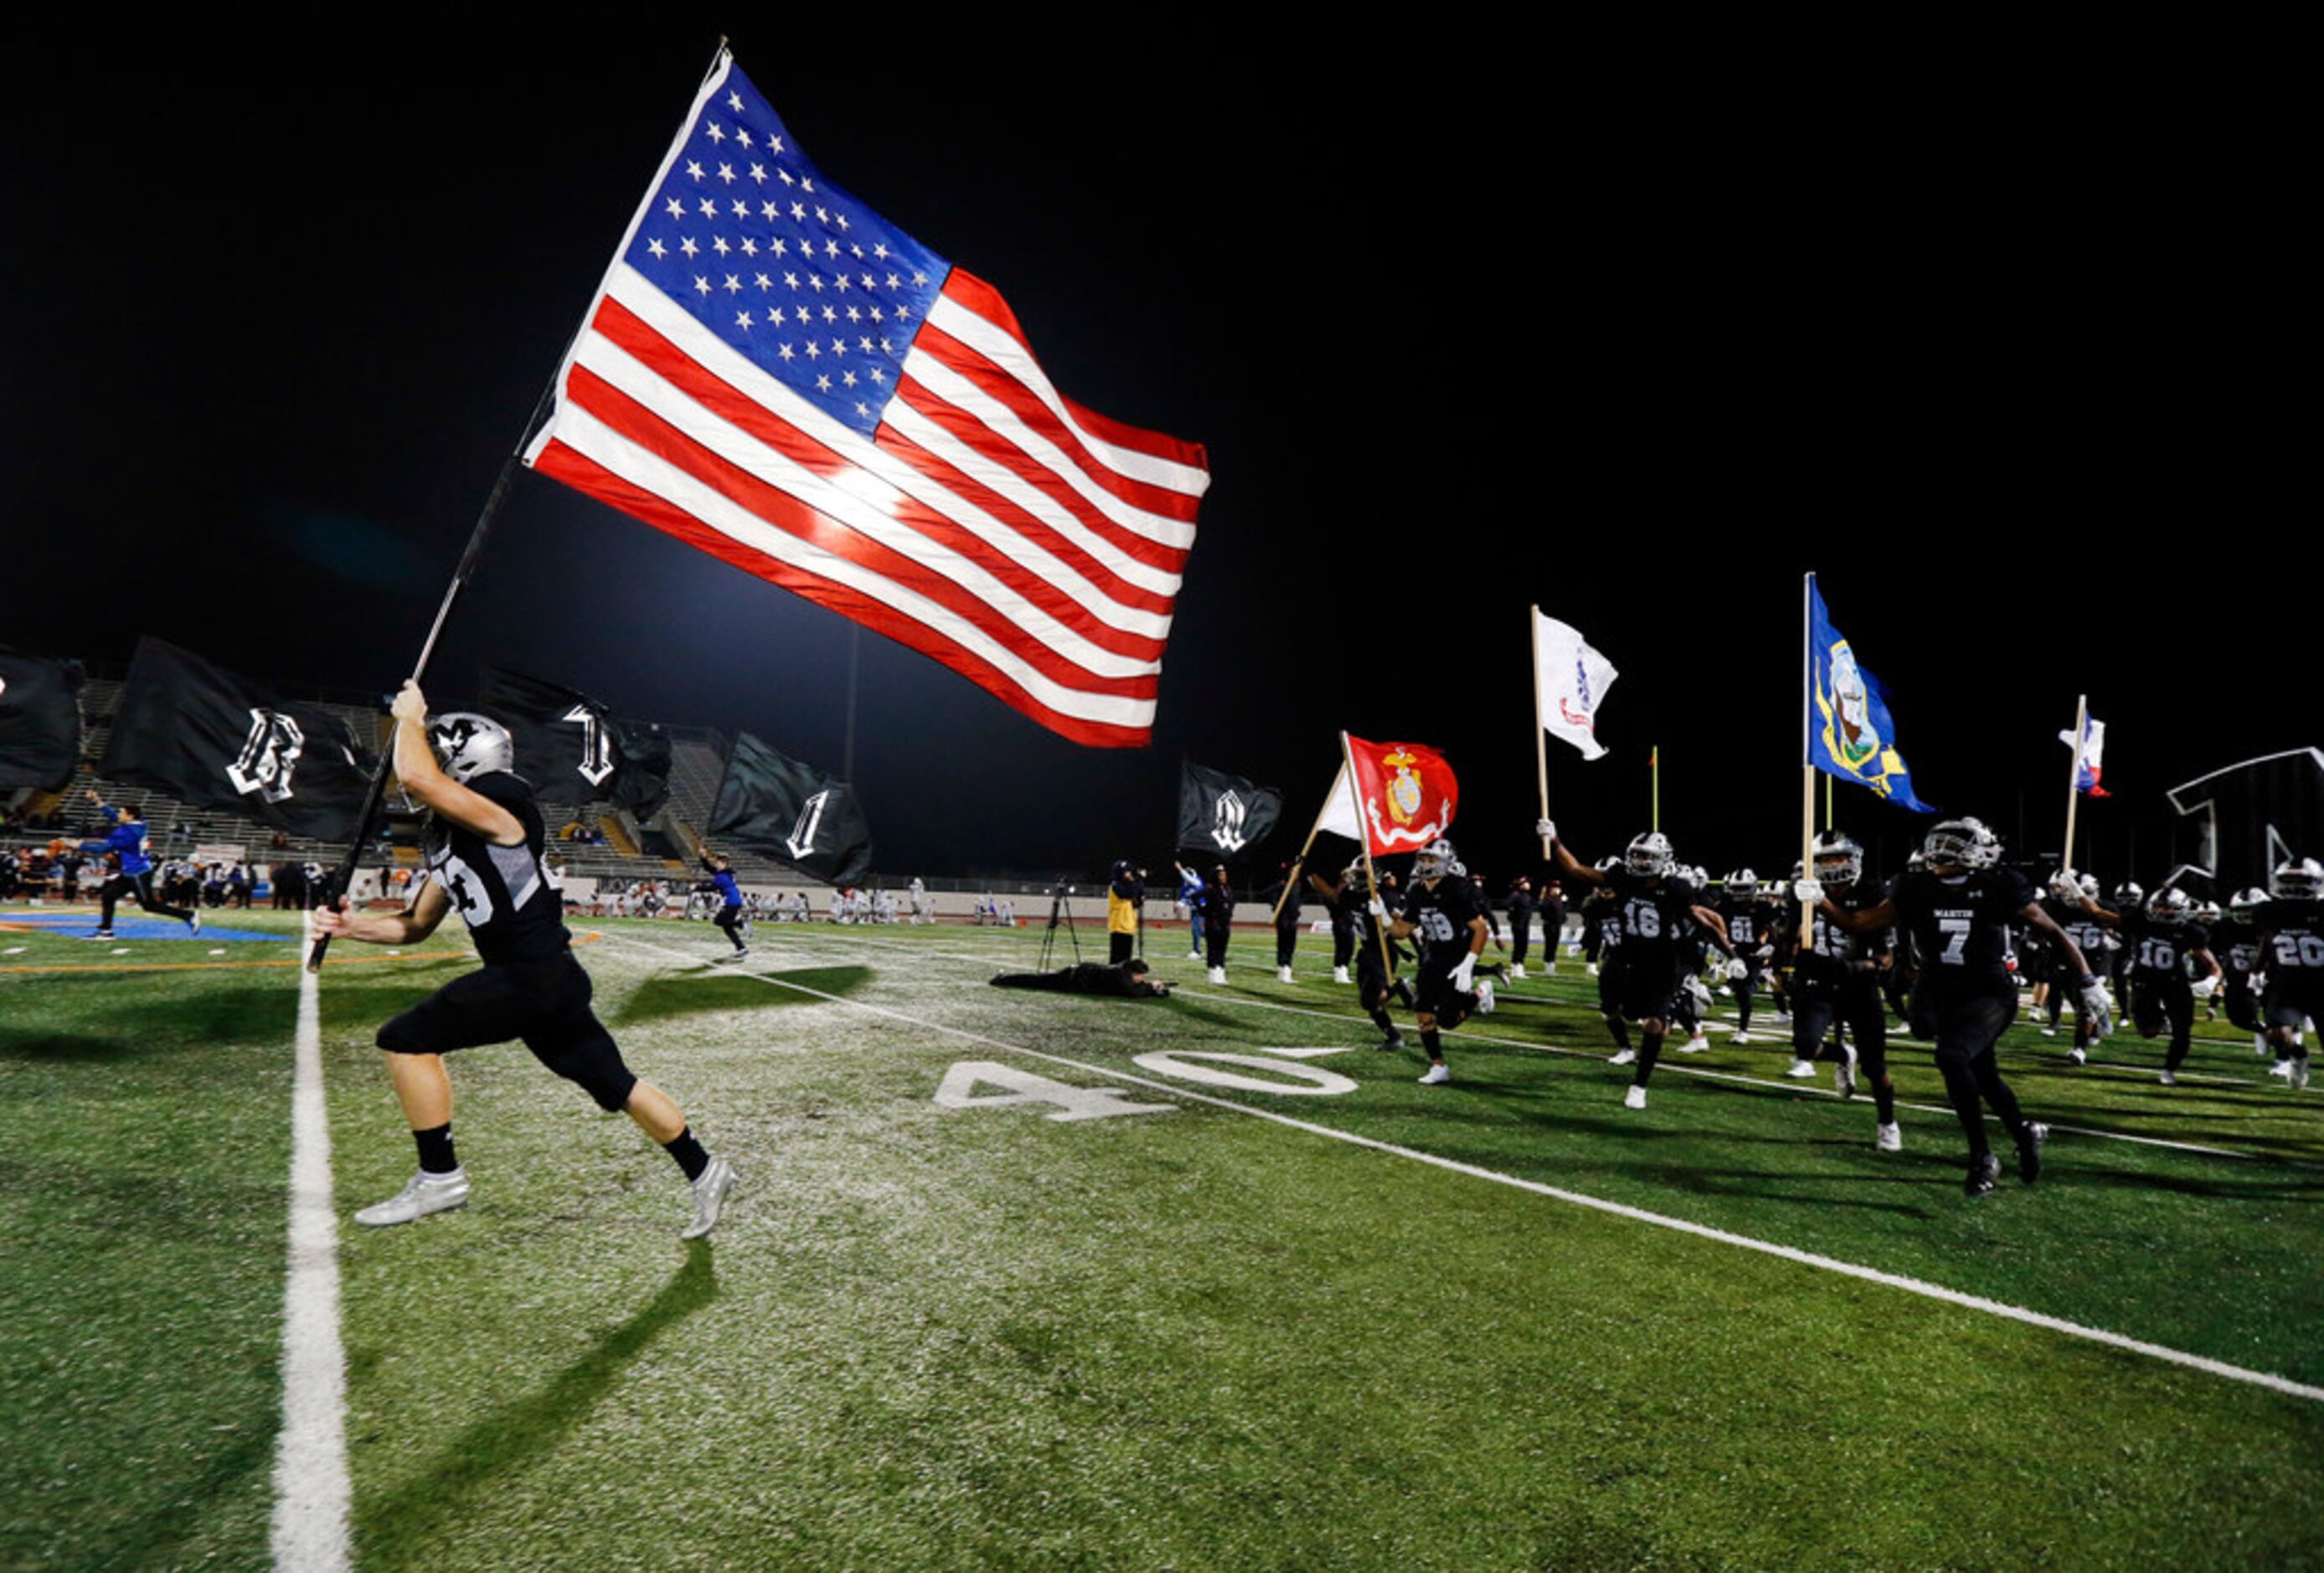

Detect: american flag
[523,51,1209,748]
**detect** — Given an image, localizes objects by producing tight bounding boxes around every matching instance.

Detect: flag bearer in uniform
[314,681,736,1237]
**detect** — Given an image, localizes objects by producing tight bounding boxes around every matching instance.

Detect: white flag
[1533,612,1618,761]
[1316,765,1361,840]
[2059,715,2109,796]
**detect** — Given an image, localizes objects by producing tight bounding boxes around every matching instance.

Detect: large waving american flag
[523,51,1209,747]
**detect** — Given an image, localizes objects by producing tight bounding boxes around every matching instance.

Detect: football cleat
[1732,1030,1753,1044]
[1418,1064,1451,1086]
[1834,1045,1858,1101]
[2067,1046,2087,1066]
[2270,1059,2294,1080]
[1623,1085,1647,1111]
[1875,1122,1902,1153]
[1278,965,1294,983]
[2158,1070,2177,1086]
[1680,1032,1709,1054]
[187,911,201,936]
[1783,1059,1816,1079]
[355,1168,471,1227]
[1508,964,1525,979]
[2295,1060,2312,1091]
[1208,967,1227,985]
[682,1155,738,1240]
[1333,967,1350,984]
[1609,1048,1636,1065]
[2016,1122,2048,1184]
[1378,1031,1405,1051]
[1475,979,1496,1014]
[1965,1153,2002,1198]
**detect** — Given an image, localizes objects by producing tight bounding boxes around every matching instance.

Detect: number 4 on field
[933,1061,1177,1122]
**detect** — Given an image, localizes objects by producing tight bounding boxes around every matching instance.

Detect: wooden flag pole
[1342,730,1395,983]
[1651,745,1661,833]
[2061,694,2090,874]
[1800,572,1818,928]
[1530,606,1553,861]
[1272,761,1347,924]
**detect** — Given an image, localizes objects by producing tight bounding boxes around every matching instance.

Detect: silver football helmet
[426,712,515,783]
[1811,833,1863,887]
[2231,885,2272,919]
[1725,869,1760,901]
[2147,887,2193,924]
[1625,832,1674,878]
[2271,857,2324,901]
[2076,873,2101,902]
[2114,881,2145,909]
[1414,838,1456,881]
[1922,817,2001,870]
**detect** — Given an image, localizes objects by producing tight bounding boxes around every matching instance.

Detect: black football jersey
[2213,915,2261,977]
[2259,899,2324,976]
[1719,897,1778,952]
[1402,874,1484,961]
[2119,910,2209,978]
[1790,883,1889,984]
[1600,867,1705,968]
[423,771,569,965]
[1889,865,2034,998]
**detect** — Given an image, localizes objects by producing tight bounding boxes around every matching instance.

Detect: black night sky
[3,20,2298,887]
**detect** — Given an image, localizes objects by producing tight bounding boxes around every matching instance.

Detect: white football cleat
[2158,1070,2177,1086]
[1608,1048,1636,1065]
[1418,1064,1451,1086]
[1278,965,1294,983]
[355,1168,470,1228]
[1623,1085,1647,1111]
[2040,1025,2058,1038]
[1783,1059,1816,1079]
[1833,1050,1858,1101]
[1679,1033,1709,1055]
[1586,962,1600,977]
[1208,967,1227,986]
[2270,1060,2294,1080]
[1188,949,1203,962]
[1508,964,1525,980]
[1475,979,1496,1014]
[1875,1122,1902,1153]
[2295,1060,2312,1091]
[1332,966,1350,984]
[682,1155,738,1240]
[1732,1030,1753,1044]
[2068,1046,2087,1066]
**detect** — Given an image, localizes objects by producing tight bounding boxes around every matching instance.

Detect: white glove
[1367,896,1388,921]
[2078,977,2115,1037]
[1754,944,1775,962]
[1792,878,1825,905]
[2192,975,2218,999]
[1724,957,1748,981]
[1451,952,1477,990]
[2050,871,2082,902]
[1535,817,1557,842]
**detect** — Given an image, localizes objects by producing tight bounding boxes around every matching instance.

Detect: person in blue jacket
[698,848,749,957]
[80,791,198,939]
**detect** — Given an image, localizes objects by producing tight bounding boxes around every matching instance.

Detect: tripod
[1038,882,1081,972]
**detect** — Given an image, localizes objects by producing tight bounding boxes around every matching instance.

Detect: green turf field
[4,903,2321,1570]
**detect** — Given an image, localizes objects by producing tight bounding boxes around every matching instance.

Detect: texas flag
[2060,714,2110,797]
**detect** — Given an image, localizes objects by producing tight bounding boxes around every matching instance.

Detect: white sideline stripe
[717,926,2304,1167]
[270,966,351,1570]
[600,931,2324,1405]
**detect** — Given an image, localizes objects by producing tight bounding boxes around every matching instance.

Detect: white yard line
[270,965,351,1572]
[665,925,2308,1166]
[602,931,2324,1405]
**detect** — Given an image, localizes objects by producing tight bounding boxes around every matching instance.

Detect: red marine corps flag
[1317,735,1459,854]
[523,49,1208,748]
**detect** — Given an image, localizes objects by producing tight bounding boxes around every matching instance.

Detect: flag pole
[1800,572,1817,928]
[305,380,564,974]
[1530,606,1553,861]
[1342,730,1394,983]
[2062,694,2089,874]
[1272,762,1346,924]
[307,39,735,975]
[1650,745,1660,833]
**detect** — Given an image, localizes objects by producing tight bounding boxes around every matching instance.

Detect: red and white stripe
[525,260,1208,747]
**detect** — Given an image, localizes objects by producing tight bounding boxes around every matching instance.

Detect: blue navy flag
[523,50,1209,748]
[1805,579,1935,813]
